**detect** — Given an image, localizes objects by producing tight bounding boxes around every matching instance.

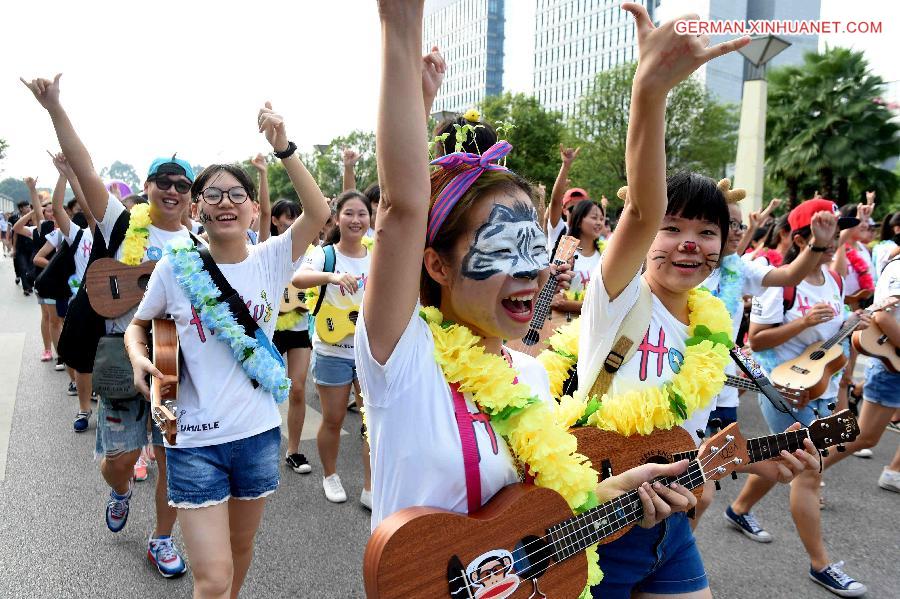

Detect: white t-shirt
[875,258,900,304]
[702,256,772,408]
[547,216,566,251]
[844,242,875,297]
[65,225,94,295]
[0,215,7,232]
[873,241,897,282]
[135,230,296,448]
[750,265,846,399]
[356,307,553,529]
[578,258,718,445]
[100,196,190,333]
[302,245,370,360]
[570,247,601,297]
[44,228,63,249]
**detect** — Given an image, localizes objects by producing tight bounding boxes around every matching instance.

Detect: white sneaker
[852,448,873,459]
[323,474,347,503]
[878,468,900,493]
[360,489,372,510]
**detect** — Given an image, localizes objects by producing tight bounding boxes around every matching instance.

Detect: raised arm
[25,177,41,226]
[421,46,446,117]
[763,212,837,287]
[342,148,360,192]
[600,4,749,299]
[50,171,72,237]
[21,75,112,222]
[251,153,271,242]
[365,0,431,363]
[548,146,578,228]
[12,210,36,238]
[257,102,330,261]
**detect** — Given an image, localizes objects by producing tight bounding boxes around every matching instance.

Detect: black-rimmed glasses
[200,186,250,205]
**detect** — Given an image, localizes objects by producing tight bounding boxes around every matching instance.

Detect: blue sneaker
[148,536,187,578]
[809,561,867,597]
[105,483,132,533]
[724,505,772,542]
[73,410,91,433]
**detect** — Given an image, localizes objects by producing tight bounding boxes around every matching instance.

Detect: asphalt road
[0,254,897,598]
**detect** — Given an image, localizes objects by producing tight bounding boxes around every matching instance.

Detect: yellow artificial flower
[120,204,152,265]
[361,236,374,250]
[276,310,305,332]
[463,108,481,123]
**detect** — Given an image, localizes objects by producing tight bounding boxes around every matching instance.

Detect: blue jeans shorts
[758,393,834,434]
[863,360,900,409]
[591,513,708,598]
[165,426,281,508]
[94,396,162,458]
[312,351,357,386]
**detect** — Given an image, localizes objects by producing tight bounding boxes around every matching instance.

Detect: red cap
[788,198,858,232]
[563,187,588,207]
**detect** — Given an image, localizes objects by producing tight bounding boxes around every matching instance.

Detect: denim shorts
[758,393,834,434]
[862,360,900,408]
[94,397,163,458]
[165,426,281,508]
[36,294,56,305]
[312,351,357,386]
[591,513,707,597]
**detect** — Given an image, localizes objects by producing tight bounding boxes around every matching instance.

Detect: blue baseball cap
[147,155,195,183]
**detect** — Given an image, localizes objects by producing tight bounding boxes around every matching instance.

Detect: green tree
[99,160,141,190]
[0,178,29,203]
[480,92,565,189]
[766,47,900,207]
[566,62,738,214]
[0,138,8,170]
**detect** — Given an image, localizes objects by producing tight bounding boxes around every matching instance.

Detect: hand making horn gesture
[257,101,289,153]
[623,2,750,95]
[20,73,62,111]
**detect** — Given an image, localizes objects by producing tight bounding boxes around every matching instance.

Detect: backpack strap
[312,244,336,316]
[586,276,653,400]
[828,269,843,296]
[106,210,132,258]
[783,286,796,313]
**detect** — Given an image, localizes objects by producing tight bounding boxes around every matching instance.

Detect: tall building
[532,0,657,118]
[424,0,505,114]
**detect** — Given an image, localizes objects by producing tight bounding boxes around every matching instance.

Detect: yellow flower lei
[275,310,305,331]
[120,203,152,265]
[538,288,732,436]
[420,307,603,591]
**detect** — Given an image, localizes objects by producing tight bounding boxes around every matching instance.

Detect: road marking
[0,333,25,482]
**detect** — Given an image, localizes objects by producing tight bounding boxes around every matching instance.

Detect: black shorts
[273,329,312,355]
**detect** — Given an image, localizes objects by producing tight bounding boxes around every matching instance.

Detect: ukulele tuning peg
[812,408,820,417]
[709,418,722,431]
[731,471,738,480]
[696,429,706,440]
[827,402,836,411]
[714,481,721,490]
[836,444,846,453]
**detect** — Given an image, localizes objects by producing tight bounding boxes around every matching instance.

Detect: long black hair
[763,214,790,250]
[665,171,730,256]
[324,190,372,246]
[567,199,603,241]
[878,212,900,243]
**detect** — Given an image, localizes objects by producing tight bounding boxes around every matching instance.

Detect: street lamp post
[733,35,791,214]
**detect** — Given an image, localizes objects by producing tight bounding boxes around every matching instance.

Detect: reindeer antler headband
[717,178,746,204]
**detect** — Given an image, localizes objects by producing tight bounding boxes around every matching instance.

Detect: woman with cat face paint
[573,6,820,599]
[359,2,706,566]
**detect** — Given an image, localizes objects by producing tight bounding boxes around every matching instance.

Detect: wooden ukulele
[280,284,308,314]
[364,424,754,599]
[150,319,179,446]
[315,303,359,344]
[85,257,156,318]
[852,304,900,372]
[771,297,899,400]
[506,236,579,356]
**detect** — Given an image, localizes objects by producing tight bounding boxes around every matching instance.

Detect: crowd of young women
[12,2,899,598]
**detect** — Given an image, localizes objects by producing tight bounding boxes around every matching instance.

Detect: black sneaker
[67,381,77,396]
[285,453,312,474]
[809,561,867,597]
[347,399,359,413]
[55,357,66,371]
[724,505,772,542]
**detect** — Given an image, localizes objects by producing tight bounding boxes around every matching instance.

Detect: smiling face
[144,174,192,224]
[428,189,550,341]
[579,204,604,241]
[646,214,723,293]
[336,197,371,243]
[724,203,743,256]
[196,170,255,242]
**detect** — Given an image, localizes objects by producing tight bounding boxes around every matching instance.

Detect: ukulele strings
[447,443,734,589]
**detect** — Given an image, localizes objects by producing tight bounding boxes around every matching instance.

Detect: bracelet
[810,245,829,252]
[274,141,297,160]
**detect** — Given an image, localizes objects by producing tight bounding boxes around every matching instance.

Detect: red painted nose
[680,241,698,252]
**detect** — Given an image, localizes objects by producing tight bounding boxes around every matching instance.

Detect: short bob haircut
[191,164,257,203]
[270,199,301,237]
[664,171,730,257]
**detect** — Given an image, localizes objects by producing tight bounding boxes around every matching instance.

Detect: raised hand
[258,102,289,153]
[250,153,268,173]
[809,210,837,248]
[866,190,876,206]
[23,176,38,190]
[342,148,361,167]
[20,73,62,110]
[48,151,73,177]
[623,2,749,96]
[559,144,580,165]
[422,46,446,103]
[856,202,874,225]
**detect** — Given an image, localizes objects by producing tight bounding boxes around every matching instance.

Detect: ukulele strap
[450,383,482,515]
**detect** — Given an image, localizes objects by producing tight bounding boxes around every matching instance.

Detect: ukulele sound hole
[810,350,825,361]
[512,535,553,580]
[645,455,671,466]
[138,273,152,291]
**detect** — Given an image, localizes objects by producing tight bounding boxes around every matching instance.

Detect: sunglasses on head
[153,177,192,194]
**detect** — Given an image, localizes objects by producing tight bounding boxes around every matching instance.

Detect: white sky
[1,0,896,188]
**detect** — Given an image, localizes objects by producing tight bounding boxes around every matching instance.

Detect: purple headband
[427,140,513,245]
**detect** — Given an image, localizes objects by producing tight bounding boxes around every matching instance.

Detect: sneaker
[73,410,91,433]
[360,488,372,510]
[323,474,347,503]
[67,381,77,396]
[878,468,900,493]
[144,445,156,463]
[105,483,133,533]
[40,350,52,362]
[55,357,65,371]
[148,536,187,578]
[91,392,99,403]
[852,448,873,459]
[809,561,867,597]
[347,397,359,412]
[285,453,312,474]
[724,505,772,542]
[133,455,148,482]
[887,420,900,435]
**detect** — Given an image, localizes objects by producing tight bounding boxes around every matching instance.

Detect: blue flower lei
[166,239,291,403]
[711,254,744,317]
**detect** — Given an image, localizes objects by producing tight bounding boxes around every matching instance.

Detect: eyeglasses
[728,220,748,232]
[200,186,250,205]
[153,177,192,194]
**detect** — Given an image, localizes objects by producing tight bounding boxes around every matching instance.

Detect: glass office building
[425,0,505,114]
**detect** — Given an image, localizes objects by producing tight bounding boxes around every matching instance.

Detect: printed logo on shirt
[336,272,368,297]
[637,326,685,382]
[188,293,273,342]
[795,293,840,317]
[464,406,500,462]
[146,245,163,261]
[80,239,92,258]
